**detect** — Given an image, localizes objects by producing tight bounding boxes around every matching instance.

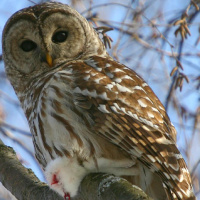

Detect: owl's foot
[45,157,87,198]
[51,173,71,200]
[64,192,70,200]
[51,174,71,200]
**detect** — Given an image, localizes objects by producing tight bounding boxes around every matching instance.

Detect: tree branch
[0,139,152,200]
[76,173,153,200]
[0,139,62,200]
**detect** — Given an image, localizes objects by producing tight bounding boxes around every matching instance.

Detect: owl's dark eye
[20,40,37,52]
[52,31,68,43]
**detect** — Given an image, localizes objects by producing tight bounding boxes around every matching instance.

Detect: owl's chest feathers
[21,71,100,164]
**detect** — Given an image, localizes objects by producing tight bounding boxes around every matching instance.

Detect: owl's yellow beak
[46,53,53,67]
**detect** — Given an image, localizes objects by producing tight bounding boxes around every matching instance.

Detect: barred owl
[2,2,196,200]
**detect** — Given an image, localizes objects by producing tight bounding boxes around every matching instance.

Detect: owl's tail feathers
[164,183,196,200]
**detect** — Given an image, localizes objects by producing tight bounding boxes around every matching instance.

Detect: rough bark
[0,139,152,200]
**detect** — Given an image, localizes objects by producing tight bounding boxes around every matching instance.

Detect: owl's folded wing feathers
[58,55,195,200]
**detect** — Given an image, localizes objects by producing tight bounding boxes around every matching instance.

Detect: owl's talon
[64,192,70,200]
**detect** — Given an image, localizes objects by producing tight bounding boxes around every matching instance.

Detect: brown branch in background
[195,76,200,90]
[95,26,113,49]
[0,90,21,107]
[195,26,200,45]
[174,0,199,40]
[1,121,31,136]
[92,19,200,58]
[191,0,200,11]
[174,12,191,40]
[170,60,189,92]
[0,128,33,157]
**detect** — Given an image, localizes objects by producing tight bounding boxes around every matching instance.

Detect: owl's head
[2,2,107,89]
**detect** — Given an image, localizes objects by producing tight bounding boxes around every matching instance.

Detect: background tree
[0,0,199,199]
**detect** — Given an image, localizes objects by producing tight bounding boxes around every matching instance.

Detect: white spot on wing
[155,156,162,163]
[169,163,179,171]
[129,136,138,144]
[114,78,122,83]
[74,87,110,100]
[105,83,114,90]
[180,187,193,197]
[114,68,124,73]
[105,63,111,68]
[59,68,73,74]
[85,69,92,73]
[138,99,147,108]
[133,86,147,93]
[142,125,151,131]
[147,154,156,162]
[96,67,102,72]
[156,136,173,144]
[132,113,139,120]
[123,75,133,80]
[147,112,155,118]
[139,117,154,127]
[144,96,153,104]
[91,72,97,76]
[174,154,183,159]
[159,105,165,111]
[94,77,105,84]
[135,75,142,80]
[110,106,120,113]
[99,92,110,100]
[83,75,90,81]
[177,192,183,199]
[170,174,179,181]
[113,103,120,110]
[121,107,126,113]
[152,107,159,112]
[127,111,139,120]
[98,104,110,113]
[142,83,148,87]
[153,124,159,129]
[116,84,132,92]
[133,86,143,90]
[163,172,170,179]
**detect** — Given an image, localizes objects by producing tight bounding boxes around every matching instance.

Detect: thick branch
[76,173,153,200]
[0,139,152,200]
[0,139,62,200]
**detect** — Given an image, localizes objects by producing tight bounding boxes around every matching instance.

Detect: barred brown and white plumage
[2,2,196,200]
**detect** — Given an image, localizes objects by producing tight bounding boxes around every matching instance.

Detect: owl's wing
[61,56,194,200]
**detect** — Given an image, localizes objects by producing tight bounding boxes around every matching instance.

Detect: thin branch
[0,90,20,107]
[1,122,31,136]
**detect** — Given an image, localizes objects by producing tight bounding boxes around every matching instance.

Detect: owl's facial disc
[39,12,87,68]
[2,11,88,75]
[3,3,106,82]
